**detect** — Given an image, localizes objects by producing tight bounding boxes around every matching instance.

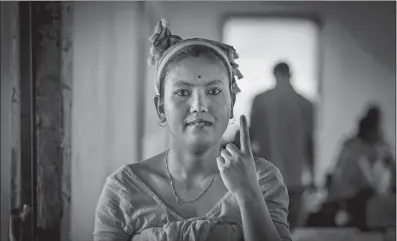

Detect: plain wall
[71,2,145,241]
[142,1,396,185]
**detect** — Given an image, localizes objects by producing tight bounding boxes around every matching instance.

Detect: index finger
[239,115,252,154]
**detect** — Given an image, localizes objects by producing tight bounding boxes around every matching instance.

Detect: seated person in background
[326,105,395,230]
[93,18,291,241]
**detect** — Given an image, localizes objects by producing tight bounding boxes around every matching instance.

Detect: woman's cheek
[164,99,187,121]
[215,94,232,116]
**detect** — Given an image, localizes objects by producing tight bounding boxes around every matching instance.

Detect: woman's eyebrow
[172,79,223,87]
[172,81,192,87]
[206,80,223,86]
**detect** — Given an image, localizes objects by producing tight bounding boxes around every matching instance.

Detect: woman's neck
[167,141,221,182]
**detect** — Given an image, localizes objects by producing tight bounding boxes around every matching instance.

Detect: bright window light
[222,17,320,141]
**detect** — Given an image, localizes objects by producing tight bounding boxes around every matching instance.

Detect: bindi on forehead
[165,58,229,87]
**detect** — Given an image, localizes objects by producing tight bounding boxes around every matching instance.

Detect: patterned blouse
[94,152,292,241]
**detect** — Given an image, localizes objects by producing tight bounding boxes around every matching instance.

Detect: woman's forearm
[236,187,282,241]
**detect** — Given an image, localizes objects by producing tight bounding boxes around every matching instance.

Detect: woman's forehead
[166,56,229,86]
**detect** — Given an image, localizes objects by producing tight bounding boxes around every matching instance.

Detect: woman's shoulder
[253,156,288,202]
[129,151,167,181]
[253,156,284,180]
[101,151,168,202]
[107,151,167,184]
[95,152,169,237]
[253,157,290,237]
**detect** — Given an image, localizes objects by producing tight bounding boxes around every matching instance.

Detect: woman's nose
[190,91,208,113]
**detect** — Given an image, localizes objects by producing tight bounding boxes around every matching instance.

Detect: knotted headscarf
[148,18,243,96]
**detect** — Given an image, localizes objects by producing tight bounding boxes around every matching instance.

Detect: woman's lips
[186,119,212,127]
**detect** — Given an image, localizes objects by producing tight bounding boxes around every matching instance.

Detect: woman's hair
[158,45,231,98]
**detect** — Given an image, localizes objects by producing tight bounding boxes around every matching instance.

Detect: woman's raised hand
[217,115,260,198]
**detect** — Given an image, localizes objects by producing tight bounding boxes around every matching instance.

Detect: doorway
[222,16,320,141]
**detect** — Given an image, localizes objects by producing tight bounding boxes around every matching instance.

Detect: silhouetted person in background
[326,105,396,230]
[249,62,315,231]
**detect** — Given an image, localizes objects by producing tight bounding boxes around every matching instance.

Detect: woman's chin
[186,136,218,150]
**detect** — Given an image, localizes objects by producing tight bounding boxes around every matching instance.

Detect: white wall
[71,2,145,241]
[142,1,396,185]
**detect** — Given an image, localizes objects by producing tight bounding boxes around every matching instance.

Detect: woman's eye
[175,90,190,96]
[208,88,221,95]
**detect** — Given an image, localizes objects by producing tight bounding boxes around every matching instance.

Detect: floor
[291,227,395,241]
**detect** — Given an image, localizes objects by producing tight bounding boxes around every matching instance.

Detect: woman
[94,18,291,241]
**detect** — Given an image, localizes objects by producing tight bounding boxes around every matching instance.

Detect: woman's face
[157,55,233,149]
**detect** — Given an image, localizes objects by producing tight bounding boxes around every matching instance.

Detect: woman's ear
[230,93,236,119]
[154,95,166,121]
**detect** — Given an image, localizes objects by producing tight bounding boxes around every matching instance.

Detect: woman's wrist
[235,185,263,204]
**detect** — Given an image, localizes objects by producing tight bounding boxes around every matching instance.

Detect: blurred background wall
[71,2,145,241]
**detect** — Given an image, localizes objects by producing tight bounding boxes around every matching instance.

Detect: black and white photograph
[1,1,396,241]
